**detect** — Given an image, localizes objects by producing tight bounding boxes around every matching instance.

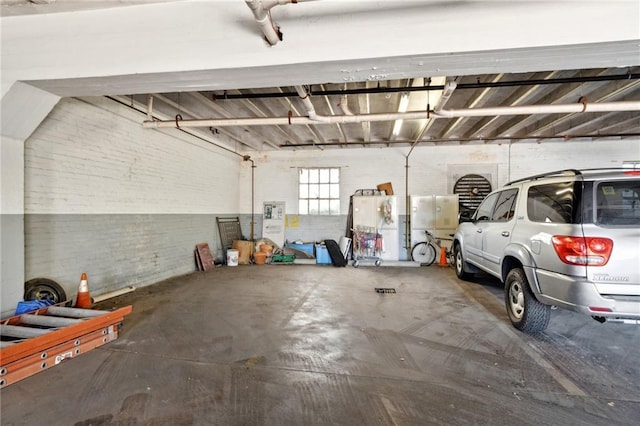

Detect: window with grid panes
[298,168,340,215]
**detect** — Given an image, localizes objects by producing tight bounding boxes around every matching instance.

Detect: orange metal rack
[0,304,132,389]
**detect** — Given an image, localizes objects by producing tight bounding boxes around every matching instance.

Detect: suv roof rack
[506,169,581,186]
[505,168,631,186]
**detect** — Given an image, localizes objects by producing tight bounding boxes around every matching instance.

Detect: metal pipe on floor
[92,286,136,303]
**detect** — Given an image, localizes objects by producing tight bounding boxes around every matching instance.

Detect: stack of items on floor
[253,241,273,265]
[281,238,351,267]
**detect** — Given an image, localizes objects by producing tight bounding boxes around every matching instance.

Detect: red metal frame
[0,305,132,388]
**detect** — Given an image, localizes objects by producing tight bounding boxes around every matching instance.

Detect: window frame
[298,167,341,215]
[473,192,499,222]
[526,181,580,224]
[491,189,519,222]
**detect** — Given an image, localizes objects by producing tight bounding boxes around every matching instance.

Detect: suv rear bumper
[526,267,640,319]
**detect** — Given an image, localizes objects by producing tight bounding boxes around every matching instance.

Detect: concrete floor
[1,264,639,425]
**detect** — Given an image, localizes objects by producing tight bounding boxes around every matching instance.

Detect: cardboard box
[232,240,254,264]
[377,182,394,195]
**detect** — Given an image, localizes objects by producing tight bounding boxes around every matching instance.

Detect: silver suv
[452,169,640,333]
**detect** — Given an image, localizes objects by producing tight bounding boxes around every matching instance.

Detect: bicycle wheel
[411,242,437,266]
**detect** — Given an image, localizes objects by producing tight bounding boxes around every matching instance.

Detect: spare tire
[24,278,67,304]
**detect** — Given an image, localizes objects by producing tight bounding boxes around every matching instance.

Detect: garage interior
[1,0,639,424]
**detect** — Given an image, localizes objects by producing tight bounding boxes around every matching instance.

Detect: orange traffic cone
[75,272,92,308]
[438,247,448,267]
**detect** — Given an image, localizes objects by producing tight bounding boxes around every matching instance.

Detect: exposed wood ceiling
[120,67,640,151]
[3,0,639,152]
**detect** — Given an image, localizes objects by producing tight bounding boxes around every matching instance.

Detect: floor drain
[375,288,396,294]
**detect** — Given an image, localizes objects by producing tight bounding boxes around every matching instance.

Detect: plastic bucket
[253,251,267,265]
[227,249,239,266]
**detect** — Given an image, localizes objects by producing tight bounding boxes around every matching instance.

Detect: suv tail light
[552,236,613,266]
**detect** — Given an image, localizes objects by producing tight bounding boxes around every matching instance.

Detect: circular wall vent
[453,174,492,213]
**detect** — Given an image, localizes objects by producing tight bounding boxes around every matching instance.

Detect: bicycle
[410,230,453,266]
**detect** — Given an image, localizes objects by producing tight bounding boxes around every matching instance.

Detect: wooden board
[195,243,215,271]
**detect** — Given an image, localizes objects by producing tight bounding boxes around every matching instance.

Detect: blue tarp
[15,299,55,316]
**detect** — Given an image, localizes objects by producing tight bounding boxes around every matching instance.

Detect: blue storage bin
[315,244,332,264]
[285,242,315,256]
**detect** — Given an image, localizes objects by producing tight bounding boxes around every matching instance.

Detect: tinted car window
[527,181,580,223]
[596,179,640,226]
[474,192,499,222]
[491,189,518,222]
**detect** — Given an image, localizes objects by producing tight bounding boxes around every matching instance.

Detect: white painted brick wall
[26,97,239,214]
[241,139,640,259]
[242,140,640,215]
[24,97,241,299]
[21,95,640,299]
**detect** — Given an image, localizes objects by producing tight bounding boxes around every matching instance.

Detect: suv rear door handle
[476,229,483,233]
[501,231,510,237]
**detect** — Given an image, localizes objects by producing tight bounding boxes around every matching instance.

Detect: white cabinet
[410,195,459,249]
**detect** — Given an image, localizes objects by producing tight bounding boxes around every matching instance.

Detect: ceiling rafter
[318,84,348,146]
[130,67,638,151]
[438,73,504,140]
[463,71,559,139]
[183,92,274,150]
[358,82,373,143]
[529,80,640,138]
[595,114,640,134]
[111,95,243,154]
[387,78,409,142]
[492,69,613,138]
[281,87,327,149]
[153,93,259,150]
[231,89,302,148]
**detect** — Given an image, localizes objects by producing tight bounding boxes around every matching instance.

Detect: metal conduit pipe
[280,133,640,147]
[432,100,640,118]
[243,155,256,242]
[404,80,458,253]
[338,94,354,115]
[142,100,640,129]
[211,73,640,100]
[295,85,332,122]
[245,0,297,46]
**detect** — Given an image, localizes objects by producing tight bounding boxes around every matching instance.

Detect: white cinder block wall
[241,140,640,253]
[24,97,241,301]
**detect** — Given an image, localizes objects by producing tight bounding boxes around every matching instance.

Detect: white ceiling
[2,0,639,152]
[0,0,173,16]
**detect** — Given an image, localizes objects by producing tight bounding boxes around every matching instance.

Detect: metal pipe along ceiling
[142,100,640,129]
[210,73,640,100]
[245,0,298,46]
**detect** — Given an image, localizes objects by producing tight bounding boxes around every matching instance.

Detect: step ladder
[0,304,132,389]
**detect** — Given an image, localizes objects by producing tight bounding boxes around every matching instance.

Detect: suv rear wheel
[505,268,550,333]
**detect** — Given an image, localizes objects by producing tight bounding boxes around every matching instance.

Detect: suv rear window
[596,180,640,226]
[527,181,581,224]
